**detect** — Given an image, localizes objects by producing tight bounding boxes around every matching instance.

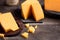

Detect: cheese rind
[0,12,19,32]
[45,0,60,12]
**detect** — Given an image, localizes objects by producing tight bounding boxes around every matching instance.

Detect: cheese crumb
[21,32,29,38]
[25,23,30,28]
[28,26,35,33]
[35,25,37,29]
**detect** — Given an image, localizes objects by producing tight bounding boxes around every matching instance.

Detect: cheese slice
[0,12,19,32]
[45,0,60,12]
[21,1,31,19]
[21,0,44,21]
[31,1,44,21]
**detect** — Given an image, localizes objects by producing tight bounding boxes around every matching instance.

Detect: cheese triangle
[45,0,60,12]
[21,0,44,21]
[31,1,44,21]
[21,1,31,19]
[0,12,19,32]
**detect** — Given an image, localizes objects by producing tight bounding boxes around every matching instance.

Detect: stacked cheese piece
[21,0,44,21]
[45,0,60,12]
[0,12,19,32]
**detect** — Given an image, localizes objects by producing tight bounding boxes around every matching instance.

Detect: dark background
[0,0,44,12]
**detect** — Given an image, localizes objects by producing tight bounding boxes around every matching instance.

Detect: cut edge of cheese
[0,12,19,32]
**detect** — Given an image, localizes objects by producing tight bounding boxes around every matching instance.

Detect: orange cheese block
[0,12,19,32]
[21,32,29,38]
[31,1,44,21]
[21,0,44,21]
[45,0,60,12]
[21,1,31,19]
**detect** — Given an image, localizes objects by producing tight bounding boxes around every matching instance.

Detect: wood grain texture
[4,18,60,40]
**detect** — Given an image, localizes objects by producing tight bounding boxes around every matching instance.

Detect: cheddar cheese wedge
[21,0,44,21]
[0,12,19,32]
[32,1,44,21]
[45,0,60,12]
[21,1,31,19]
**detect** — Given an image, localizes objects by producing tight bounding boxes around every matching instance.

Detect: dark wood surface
[3,18,60,40]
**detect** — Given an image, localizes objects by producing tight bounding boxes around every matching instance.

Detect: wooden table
[3,18,60,40]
